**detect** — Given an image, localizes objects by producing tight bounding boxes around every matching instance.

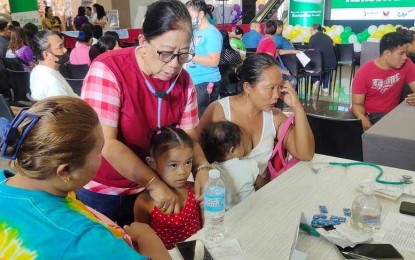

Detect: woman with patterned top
[134,126,201,249]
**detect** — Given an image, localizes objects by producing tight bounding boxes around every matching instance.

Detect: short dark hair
[0,20,8,31]
[201,121,241,163]
[32,30,59,61]
[11,21,20,27]
[275,20,283,28]
[380,32,412,55]
[237,53,279,87]
[45,6,51,14]
[104,31,120,46]
[264,20,277,35]
[92,24,103,39]
[234,26,244,36]
[86,6,92,12]
[143,0,192,41]
[149,126,193,160]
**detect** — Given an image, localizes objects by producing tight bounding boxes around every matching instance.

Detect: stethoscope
[308,162,413,185]
[139,58,182,128]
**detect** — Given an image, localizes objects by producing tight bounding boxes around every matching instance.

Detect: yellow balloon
[385,24,394,32]
[304,36,310,43]
[333,35,341,44]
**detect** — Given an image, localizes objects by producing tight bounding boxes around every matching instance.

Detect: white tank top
[218,97,276,176]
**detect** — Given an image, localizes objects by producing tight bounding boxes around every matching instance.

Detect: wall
[111,0,130,29]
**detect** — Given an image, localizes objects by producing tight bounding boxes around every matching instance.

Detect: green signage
[9,0,38,13]
[331,0,415,9]
[289,0,325,27]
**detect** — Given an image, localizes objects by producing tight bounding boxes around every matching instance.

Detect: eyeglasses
[156,50,195,64]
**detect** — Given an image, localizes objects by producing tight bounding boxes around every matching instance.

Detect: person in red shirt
[352,32,415,131]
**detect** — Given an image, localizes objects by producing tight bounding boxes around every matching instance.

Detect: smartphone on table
[399,201,415,216]
[336,244,403,259]
[175,240,214,260]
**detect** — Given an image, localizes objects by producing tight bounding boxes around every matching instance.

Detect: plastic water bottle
[351,186,382,233]
[204,169,225,246]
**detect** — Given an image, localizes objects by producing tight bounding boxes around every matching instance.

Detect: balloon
[340,31,350,40]
[233,4,240,11]
[333,35,341,44]
[378,24,385,30]
[344,26,352,33]
[353,42,362,52]
[385,24,394,32]
[395,24,403,29]
[348,34,357,44]
[335,25,344,34]
[231,10,237,16]
[368,25,377,35]
[341,38,349,44]
[357,33,366,43]
[237,10,242,16]
[295,24,302,29]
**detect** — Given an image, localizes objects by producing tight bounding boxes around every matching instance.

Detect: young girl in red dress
[133,126,202,249]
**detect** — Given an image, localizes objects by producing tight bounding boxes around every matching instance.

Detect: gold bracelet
[145,176,156,189]
[196,163,212,172]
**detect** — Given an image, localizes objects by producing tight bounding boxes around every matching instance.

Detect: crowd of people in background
[1,0,415,257]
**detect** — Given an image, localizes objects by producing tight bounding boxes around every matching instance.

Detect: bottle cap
[209,169,220,179]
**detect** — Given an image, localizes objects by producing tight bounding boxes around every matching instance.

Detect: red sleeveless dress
[149,184,201,249]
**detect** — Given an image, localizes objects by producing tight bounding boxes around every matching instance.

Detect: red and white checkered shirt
[81,61,199,129]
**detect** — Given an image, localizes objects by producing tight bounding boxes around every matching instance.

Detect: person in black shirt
[309,24,336,95]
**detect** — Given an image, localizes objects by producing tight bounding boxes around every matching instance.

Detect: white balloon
[378,24,385,30]
[231,11,237,16]
[348,35,357,44]
[368,25,377,35]
[409,27,415,31]
[295,24,302,29]
[353,42,362,52]
[335,25,344,34]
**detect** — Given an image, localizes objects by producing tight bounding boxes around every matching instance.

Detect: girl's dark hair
[88,35,117,61]
[143,0,192,41]
[220,29,232,50]
[78,23,93,43]
[104,31,120,46]
[397,27,415,41]
[186,0,215,19]
[235,53,279,87]
[23,22,38,41]
[149,126,193,159]
[265,20,277,35]
[92,24,103,39]
[77,6,86,17]
[96,5,106,20]
[201,121,241,163]
[311,23,325,32]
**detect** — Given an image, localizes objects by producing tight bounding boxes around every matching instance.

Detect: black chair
[301,50,324,99]
[306,113,364,161]
[292,43,309,50]
[280,54,305,94]
[0,94,14,121]
[2,58,31,102]
[65,78,83,96]
[334,44,356,99]
[65,63,89,79]
[218,64,240,97]
[0,58,11,98]
[400,83,413,103]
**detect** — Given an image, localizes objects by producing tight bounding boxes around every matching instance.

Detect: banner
[289,0,325,27]
[9,0,41,27]
[331,0,415,20]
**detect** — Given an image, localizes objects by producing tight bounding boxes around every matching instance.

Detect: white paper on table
[317,223,373,248]
[290,212,307,260]
[296,52,311,67]
[208,239,246,260]
[374,212,415,253]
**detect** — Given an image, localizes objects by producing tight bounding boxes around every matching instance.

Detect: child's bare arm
[133,192,153,224]
[254,174,268,190]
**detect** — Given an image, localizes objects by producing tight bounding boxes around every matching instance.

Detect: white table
[171,154,415,259]
[362,101,415,171]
